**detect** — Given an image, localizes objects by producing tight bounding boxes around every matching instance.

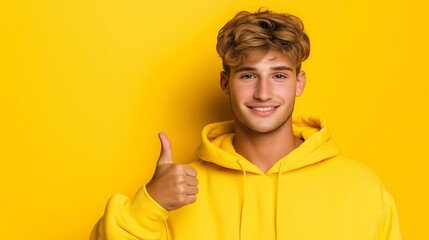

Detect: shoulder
[319,156,393,200]
[326,156,383,182]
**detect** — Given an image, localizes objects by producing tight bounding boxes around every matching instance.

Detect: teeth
[253,107,274,112]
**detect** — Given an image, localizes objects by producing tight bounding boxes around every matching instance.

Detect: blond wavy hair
[216,10,310,75]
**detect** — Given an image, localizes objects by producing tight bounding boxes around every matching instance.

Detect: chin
[239,120,288,135]
[232,109,291,135]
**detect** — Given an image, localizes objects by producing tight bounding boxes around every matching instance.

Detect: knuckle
[175,164,185,171]
[168,175,185,186]
[175,175,185,184]
[175,185,186,193]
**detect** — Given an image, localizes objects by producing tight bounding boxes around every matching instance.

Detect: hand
[146,132,199,211]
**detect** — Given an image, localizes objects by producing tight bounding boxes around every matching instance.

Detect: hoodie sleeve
[90,185,169,240]
[375,198,402,240]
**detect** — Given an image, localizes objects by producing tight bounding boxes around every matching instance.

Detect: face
[221,49,306,135]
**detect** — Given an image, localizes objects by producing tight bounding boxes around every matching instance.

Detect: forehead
[240,49,295,68]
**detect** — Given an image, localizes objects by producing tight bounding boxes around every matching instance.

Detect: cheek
[229,92,243,107]
[230,84,252,99]
[276,82,297,97]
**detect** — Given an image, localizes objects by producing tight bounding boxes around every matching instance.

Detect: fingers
[171,168,199,205]
[170,166,198,186]
[185,175,199,186]
[186,185,199,195]
[157,132,173,165]
[181,185,198,205]
[186,195,197,205]
[185,165,198,177]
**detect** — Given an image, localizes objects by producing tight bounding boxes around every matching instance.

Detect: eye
[273,74,287,79]
[240,74,256,79]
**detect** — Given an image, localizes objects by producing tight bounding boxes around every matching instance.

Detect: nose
[253,78,273,101]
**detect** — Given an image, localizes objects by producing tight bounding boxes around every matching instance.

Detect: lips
[248,105,279,116]
[252,107,275,112]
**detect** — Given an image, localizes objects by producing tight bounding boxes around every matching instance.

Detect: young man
[91,10,402,239]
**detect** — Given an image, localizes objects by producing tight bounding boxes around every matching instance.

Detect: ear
[295,71,306,97]
[220,71,230,96]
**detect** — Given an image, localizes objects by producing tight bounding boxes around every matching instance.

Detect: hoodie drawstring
[276,161,285,240]
[237,160,285,240]
[237,160,246,240]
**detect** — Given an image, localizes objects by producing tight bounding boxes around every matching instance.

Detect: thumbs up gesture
[146,133,199,211]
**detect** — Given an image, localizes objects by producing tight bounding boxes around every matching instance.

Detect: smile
[252,107,275,112]
[248,105,279,116]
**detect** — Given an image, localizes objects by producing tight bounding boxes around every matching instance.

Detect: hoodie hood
[196,115,340,175]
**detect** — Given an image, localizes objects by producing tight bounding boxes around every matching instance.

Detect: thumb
[157,132,173,165]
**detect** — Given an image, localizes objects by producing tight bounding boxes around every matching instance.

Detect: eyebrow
[271,66,294,71]
[235,66,294,73]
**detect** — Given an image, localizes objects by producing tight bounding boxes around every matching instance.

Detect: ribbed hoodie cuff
[129,184,169,226]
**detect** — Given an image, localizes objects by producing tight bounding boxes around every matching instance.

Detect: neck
[233,120,303,173]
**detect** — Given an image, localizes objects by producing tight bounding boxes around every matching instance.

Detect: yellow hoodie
[91,116,402,240]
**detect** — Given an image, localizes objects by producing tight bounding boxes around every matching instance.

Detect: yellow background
[1,0,428,239]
